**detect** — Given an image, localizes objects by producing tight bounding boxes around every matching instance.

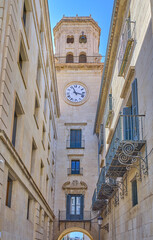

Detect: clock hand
[72,87,77,95]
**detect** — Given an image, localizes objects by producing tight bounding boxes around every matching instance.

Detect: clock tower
[53,16,103,239]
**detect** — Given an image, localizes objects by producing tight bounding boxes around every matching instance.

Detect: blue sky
[48,0,114,56]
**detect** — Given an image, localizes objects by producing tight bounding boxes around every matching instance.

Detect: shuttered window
[6,176,13,208]
[66,194,84,220]
[132,78,139,140]
[66,54,73,63]
[132,180,138,207]
[79,54,86,63]
[71,160,80,174]
[70,129,82,148]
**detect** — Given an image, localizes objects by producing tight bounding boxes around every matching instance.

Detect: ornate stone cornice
[55,62,104,71]
[53,16,101,35]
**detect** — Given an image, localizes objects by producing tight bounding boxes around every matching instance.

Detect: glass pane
[76,205,80,215]
[70,197,75,214]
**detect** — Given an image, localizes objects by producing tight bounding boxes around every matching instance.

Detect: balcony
[67,168,83,175]
[105,115,146,179]
[92,188,108,211]
[59,210,91,222]
[92,167,117,211]
[105,94,113,128]
[66,140,85,149]
[118,19,136,77]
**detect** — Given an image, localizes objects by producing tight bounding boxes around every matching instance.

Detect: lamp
[97,216,109,240]
[97,216,103,227]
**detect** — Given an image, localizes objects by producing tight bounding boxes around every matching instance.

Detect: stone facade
[93,0,153,240]
[53,16,103,240]
[0,0,60,240]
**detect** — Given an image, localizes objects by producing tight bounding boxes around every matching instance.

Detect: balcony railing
[66,140,85,149]
[54,55,105,64]
[67,168,83,175]
[118,19,136,76]
[105,94,113,128]
[97,167,117,198]
[59,210,91,222]
[105,115,146,178]
[92,188,108,211]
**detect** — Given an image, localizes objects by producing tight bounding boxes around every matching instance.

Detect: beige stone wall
[0,0,59,240]
[95,0,153,239]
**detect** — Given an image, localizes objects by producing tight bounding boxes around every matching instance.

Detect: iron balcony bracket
[117,142,148,181]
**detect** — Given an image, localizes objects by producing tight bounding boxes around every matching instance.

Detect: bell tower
[53,16,103,240]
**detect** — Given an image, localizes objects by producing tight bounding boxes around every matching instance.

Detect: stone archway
[57,227,93,240]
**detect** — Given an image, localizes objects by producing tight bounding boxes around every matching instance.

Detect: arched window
[67,36,74,43]
[79,53,86,63]
[66,53,73,63]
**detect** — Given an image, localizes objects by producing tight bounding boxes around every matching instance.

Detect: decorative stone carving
[62,180,88,190]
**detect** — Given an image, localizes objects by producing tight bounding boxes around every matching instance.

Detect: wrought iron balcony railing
[105,115,147,179]
[54,55,105,64]
[67,168,83,175]
[118,19,136,76]
[97,167,117,198]
[105,94,114,128]
[66,140,85,149]
[92,188,108,211]
[59,210,91,222]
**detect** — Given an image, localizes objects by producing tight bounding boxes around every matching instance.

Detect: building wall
[94,0,153,239]
[0,0,59,240]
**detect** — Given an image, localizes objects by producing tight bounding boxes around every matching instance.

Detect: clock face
[66,84,86,103]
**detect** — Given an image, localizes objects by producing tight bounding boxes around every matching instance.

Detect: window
[30,139,37,175]
[22,2,27,27]
[40,160,44,191]
[27,197,32,220]
[66,194,84,220]
[36,55,42,95]
[71,160,80,174]
[6,176,13,208]
[12,96,24,147]
[34,95,40,127]
[70,129,82,148]
[46,175,49,200]
[42,124,46,149]
[12,111,17,147]
[66,53,73,63]
[44,89,48,120]
[123,78,139,140]
[132,180,138,207]
[18,37,28,86]
[39,206,43,226]
[79,53,86,63]
[67,36,74,43]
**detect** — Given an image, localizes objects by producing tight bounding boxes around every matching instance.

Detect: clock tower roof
[53,15,101,35]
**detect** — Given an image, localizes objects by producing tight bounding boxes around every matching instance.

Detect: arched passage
[57,227,93,240]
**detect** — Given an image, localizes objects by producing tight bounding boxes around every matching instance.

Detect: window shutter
[80,195,84,220]
[66,195,71,220]
[132,180,138,206]
[132,78,139,140]
[76,130,81,148]
[123,107,132,140]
